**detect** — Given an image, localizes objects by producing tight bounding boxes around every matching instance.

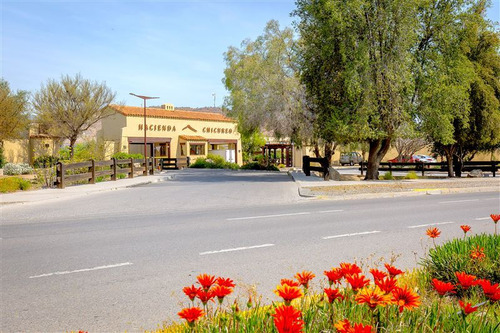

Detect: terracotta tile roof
[179,135,208,141]
[111,105,236,123]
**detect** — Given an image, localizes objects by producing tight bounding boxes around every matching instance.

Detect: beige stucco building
[98,104,243,165]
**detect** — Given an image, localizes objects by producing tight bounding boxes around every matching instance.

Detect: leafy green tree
[0,79,30,144]
[240,130,266,163]
[33,74,116,159]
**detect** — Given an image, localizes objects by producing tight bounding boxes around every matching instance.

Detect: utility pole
[212,93,216,108]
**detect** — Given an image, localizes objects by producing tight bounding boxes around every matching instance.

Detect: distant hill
[149,105,223,114]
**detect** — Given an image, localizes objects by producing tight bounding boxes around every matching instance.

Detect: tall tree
[0,79,30,144]
[295,0,418,179]
[33,74,116,159]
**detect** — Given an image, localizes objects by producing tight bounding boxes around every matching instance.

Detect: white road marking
[29,262,133,279]
[322,231,381,240]
[200,244,274,255]
[318,209,344,213]
[226,212,310,221]
[439,199,479,204]
[475,217,490,221]
[408,221,455,229]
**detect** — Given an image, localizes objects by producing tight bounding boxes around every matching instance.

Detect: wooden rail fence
[359,161,498,177]
[303,156,329,178]
[158,157,190,170]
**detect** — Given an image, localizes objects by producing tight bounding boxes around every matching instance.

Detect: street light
[129,93,159,176]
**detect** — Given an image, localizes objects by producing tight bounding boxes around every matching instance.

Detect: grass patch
[0,177,32,193]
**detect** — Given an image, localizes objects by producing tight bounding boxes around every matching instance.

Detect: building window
[190,143,205,155]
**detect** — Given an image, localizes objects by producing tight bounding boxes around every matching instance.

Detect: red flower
[275,284,303,304]
[455,272,477,290]
[334,319,352,333]
[215,277,235,288]
[294,271,315,289]
[272,305,304,333]
[432,278,456,296]
[426,227,441,239]
[178,306,205,323]
[281,278,300,287]
[196,274,216,290]
[340,262,362,276]
[334,319,374,333]
[212,285,232,303]
[384,263,404,277]
[477,279,500,302]
[196,289,215,305]
[355,286,391,309]
[470,246,486,260]
[352,323,375,333]
[460,225,471,234]
[183,284,202,301]
[459,300,478,315]
[346,274,370,291]
[391,286,421,313]
[324,268,344,285]
[324,288,344,303]
[369,268,387,282]
[490,214,500,223]
[375,277,398,294]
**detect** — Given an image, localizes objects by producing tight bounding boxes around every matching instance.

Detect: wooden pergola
[261,143,293,167]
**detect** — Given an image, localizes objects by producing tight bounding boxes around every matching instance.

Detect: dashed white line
[322,231,381,240]
[29,262,133,279]
[226,212,310,221]
[318,209,344,213]
[475,217,490,221]
[439,199,479,204]
[200,244,274,255]
[408,221,455,229]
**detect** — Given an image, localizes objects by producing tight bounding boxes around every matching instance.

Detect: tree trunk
[453,154,463,177]
[364,138,391,180]
[69,137,77,160]
[323,141,336,180]
[443,146,455,177]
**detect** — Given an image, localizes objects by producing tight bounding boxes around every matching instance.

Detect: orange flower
[275,284,303,305]
[294,271,315,289]
[324,288,344,303]
[375,277,398,294]
[460,225,471,234]
[334,319,352,333]
[352,323,375,333]
[346,274,370,291]
[183,285,202,301]
[459,300,478,315]
[281,278,300,287]
[391,286,420,313]
[215,277,235,288]
[212,285,232,303]
[490,214,500,223]
[335,319,374,333]
[196,274,216,290]
[477,279,500,302]
[178,306,204,324]
[470,245,486,260]
[369,268,387,282]
[196,289,215,305]
[432,278,456,296]
[340,262,362,276]
[355,286,391,309]
[455,272,477,290]
[324,268,344,285]
[426,227,441,239]
[384,264,404,278]
[272,305,304,333]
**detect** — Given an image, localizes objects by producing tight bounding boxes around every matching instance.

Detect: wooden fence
[158,157,190,170]
[303,156,329,178]
[359,161,498,177]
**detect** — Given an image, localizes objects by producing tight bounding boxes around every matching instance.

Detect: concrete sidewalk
[0,172,174,206]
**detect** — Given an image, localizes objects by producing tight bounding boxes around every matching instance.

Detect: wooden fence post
[143,158,148,176]
[388,162,392,175]
[150,157,154,175]
[187,156,191,167]
[493,161,496,177]
[360,161,364,176]
[89,159,96,184]
[421,162,425,177]
[303,156,310,176]
[111,158,117,181]
[129,158,134,178]
[56,162,65,189]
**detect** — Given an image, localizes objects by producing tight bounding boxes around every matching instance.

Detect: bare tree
[33,74,116,159]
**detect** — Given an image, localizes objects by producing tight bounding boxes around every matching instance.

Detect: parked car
[340,152,364,166]
[413,155,437,163]
[388,155,417,163]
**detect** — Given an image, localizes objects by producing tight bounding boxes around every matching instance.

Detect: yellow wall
[2,140,29,164]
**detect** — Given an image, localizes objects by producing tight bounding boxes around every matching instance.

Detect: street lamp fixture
[129,93,159,175]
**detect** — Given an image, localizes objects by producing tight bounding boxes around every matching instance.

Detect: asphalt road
[1,169,499,332]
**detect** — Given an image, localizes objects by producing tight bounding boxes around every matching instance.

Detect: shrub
[189,154,239,170]
[382,172,394,180]
[241,162,279,171]
[0,146,5,168]
[405,171,418,179]
[33,155,59,168]
[3,163,34,175]
[112,152,143,160]
[0,177,31,193]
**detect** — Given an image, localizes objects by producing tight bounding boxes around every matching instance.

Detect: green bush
[405,171,418,179]
[241,162,279,171]
[382,172,394,180]
[0,146,5,168]
[33,155,59,168]
[0,177,31,193]
[112,152,143,160]
[117,173,127,179]
[3,163,34,175]
[189,154,239,170]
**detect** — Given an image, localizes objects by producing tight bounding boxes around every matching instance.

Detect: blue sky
[2,0,499,108]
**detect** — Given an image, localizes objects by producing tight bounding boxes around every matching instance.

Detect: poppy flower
[384,263,404,277]
[178,306,205,324]
[460,225,471,235]
[294,271,315,289]
[215,277,235,288]
[352,323,375,333]
[324,268,344,285]
[272,305,304,333]
[183,284,201,301]
[281,278,300,287]
[355,286,391,309]
[212,285,232,303]
[491,214,500,234]
[324,288,344,303]
[458,300,478,315]
[391,286,421,313]
[196,274,216,290]
[375,277,398,294]
[340,262,362,276]
[369,268,387,282]
[426,227,441,239]
[432,278,456,296]
[275,284,303,305]
[455,272,477,290]
[477,279,500,302]
[470,246,486,260]
[196,289,215,305]
[346,274,370,291]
